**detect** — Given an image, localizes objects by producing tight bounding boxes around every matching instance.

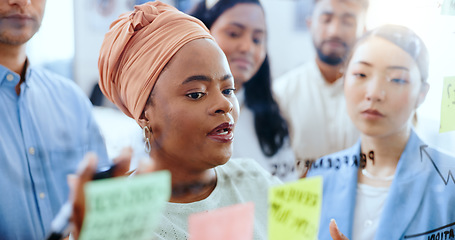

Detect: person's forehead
[158,39,231,82]
[173,39,224,65]
[215,4,265,31]
[314,0,364,16]
[351,37,418,70]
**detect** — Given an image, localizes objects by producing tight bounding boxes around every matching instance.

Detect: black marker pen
[45,164,118,240]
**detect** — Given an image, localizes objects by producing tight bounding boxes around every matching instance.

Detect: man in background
[0,0,109,238]
[273,0,368,176]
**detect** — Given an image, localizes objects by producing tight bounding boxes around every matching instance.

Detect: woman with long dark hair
[191,0,298,181]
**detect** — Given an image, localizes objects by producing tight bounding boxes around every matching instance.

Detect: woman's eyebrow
[229,22,246,30]
[387,66,409,71]
[229,22,265,33]
[182,75,211,85]
[355,61,410,71]
[182,74,233,85]
[221,73,233,81]
[356,61,373,67]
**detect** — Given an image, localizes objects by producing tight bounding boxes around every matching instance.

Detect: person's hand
[330,219,349,240]
[68,147,139,239]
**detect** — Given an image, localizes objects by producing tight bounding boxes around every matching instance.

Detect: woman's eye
[226,30,240,38]
[390,78,408,84]
[186,92,205,100]
[353,73,367,78]
[222,88,235,96]
[253,37,262,45]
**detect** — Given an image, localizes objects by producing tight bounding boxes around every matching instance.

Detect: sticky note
[441,0,455,16]
[188,202,255,240]
[440,76,455,133]
[79,170,171,240]
[268,176,323,240]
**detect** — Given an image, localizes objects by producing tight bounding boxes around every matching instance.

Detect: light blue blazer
[308,130,455,240]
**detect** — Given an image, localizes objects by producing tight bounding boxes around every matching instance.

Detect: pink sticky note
[188,202,255,240]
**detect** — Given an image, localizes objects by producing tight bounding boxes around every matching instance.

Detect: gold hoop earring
[143,126,151,154]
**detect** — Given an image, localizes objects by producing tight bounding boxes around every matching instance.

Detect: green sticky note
[79,171,171,240]
[440,76,455,133]
[268,176,323,240]
[441,0,455,16]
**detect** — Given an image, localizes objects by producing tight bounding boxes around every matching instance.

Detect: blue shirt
[308,130,455,240]
[0,64,109,239]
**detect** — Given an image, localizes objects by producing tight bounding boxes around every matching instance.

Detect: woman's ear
[137,113,149,129]
[137,104,154,130]
[137,104,156,153]
[416,82,430,108]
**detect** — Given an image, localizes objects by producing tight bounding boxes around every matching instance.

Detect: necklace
[361,169,395,181]
[171,178,217,198]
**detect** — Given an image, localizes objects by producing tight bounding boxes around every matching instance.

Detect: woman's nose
[210,93,234,115]
[238,36,254,54]
[365,81,386,102]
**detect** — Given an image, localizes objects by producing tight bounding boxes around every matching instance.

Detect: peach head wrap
[98,1,215,122]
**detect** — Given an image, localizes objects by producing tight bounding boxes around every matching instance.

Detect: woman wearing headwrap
[307,25,455,240]
[190,0,298,181]
[70,1,280,239]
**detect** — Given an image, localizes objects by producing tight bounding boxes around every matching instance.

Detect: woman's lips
[207,122,234,143]
[361,109,385,120]
[231,58,253,70]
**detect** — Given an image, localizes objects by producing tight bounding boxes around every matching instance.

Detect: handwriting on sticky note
[79,171,171,240]
[440,76,455,133]
[188,202,255,240]
[269,176,323,240]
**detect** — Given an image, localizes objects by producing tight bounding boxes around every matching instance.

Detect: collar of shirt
[0,64,20,87]
[0,62,32,91]
[311,60,345,97]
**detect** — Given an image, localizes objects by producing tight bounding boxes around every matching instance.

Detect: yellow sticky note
[440,76,455,133]
[79,171,171,240]
[268,176,322,240]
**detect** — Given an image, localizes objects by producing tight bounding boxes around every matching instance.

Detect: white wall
[27,0,74,75]
[262,0,313,79]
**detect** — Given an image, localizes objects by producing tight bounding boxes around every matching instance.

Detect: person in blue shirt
[0,0,109,239]
[308,25,455,240]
